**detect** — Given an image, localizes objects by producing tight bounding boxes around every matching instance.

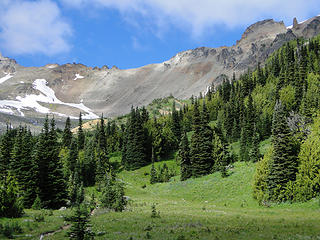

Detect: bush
[33,212,45,222]
[0,221,23,238]
[0,175,24,218]
[100,173,127,212]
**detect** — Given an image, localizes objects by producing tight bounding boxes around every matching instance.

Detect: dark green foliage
[33,116,67,209]
[190,101,213,177]
[178,131,192,181]
[171,101,181,147]
[122,107,149,170]
[82,140,97,187]
[78,112,85,150]
[267,101,299,201]
[151,204,160,218]
[150,162,158,184]
[32,195,42,210]
[63,117,72,147]
[0,221,23,239]
[9,126,36,208]
[249,127,261,163]
[0,126,16,177]
[100,173,126,212]
[0,174,24,218]
[68,204,95,240]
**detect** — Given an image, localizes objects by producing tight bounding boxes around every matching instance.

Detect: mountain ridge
[0,15,320,130]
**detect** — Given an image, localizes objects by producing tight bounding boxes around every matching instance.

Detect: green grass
[231,137,272,158]
[2,150,320,239]
[89,161,320,240]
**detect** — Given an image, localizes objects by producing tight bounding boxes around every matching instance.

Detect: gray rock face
[0,16,320,126]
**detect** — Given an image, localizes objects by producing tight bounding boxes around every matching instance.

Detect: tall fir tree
[62,117,73,147]
[77,112,85,150]
[267,101,299,201]
[190,100,213,177]
[178,131,192,181]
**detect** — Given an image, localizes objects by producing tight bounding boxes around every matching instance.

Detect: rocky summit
[0,16,320,129]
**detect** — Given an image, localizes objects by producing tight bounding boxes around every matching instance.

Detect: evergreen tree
[178,131,191,181]
[10,127,36,208]
[150,162,158,184]
[0,125,15,177]
[267,101,299,201]
[34,116,67,209]
[63,117,73,147]
[97,115,107,152]
[190,101,213,177]
[78,113,85,150]
[100,173,126,212]
[68,204,95,240]
[249,125,261,163]
[0,174,24,217]
[171,101,181,146]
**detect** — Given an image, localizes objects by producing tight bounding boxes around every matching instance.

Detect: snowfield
[74,73,84,81]
[0,79,98,119]
[0,73,14,84]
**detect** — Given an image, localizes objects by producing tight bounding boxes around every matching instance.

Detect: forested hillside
[0,35,320,239]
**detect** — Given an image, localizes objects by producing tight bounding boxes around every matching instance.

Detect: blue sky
[0,0,320,69]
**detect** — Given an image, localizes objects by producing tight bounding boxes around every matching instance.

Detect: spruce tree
[178,131,192,181]
[78,113,85,150]
[34,116,68,209]
[171,101,181,146]
[267,101,299,201]
[10,127,36,208]
[63,117,73,147]
[190,101,213,177]
[68,204,94,240]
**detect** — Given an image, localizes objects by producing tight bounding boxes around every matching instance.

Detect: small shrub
[151,204,160,218]
[177,235,186,240]
[33,212,45,222]
[1,222,23,238]
[141,184,146,189]
[32,195,42,210]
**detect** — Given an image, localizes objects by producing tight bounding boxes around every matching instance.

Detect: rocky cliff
[0,16,320,130]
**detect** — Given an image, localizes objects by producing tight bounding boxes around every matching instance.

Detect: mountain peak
[237,19,286,45]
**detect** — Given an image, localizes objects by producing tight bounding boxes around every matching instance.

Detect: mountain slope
[0,16,320,126]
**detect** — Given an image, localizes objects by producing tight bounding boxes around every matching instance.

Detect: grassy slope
[89,159,320,240]
[2,144,320,239]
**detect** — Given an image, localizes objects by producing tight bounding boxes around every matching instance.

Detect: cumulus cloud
[0,0,72,56]
[60,0,320,37]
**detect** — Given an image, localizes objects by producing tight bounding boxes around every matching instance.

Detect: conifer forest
[1,37,320,239]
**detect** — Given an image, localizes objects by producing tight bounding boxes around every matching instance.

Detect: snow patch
[0,107,14,115]
[74,73,84,81]
[0,79,98,119]
[0,73,14,84]
[46,64,58,69]
[20,81,24,84]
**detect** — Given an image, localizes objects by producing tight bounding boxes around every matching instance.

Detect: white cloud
[60,0,320,37]
[0,0,72,56]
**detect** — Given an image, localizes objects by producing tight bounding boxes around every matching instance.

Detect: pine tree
[10,127,36,208]
[78,113,85,150]
[34,116,68,209]
[150,148,158,184]
[68,204,95,240]
[249,125,261,163]
[190,101,213,177]
[171,101,181,146]
[178,131,191,181]
[267,101,299,201]
[0,174,24,217]
[0,125,15,177]
[63,117,73,147]
[97,115,107,152]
